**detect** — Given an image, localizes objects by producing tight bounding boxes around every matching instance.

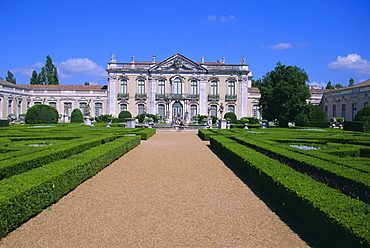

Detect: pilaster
[199,75,207,115]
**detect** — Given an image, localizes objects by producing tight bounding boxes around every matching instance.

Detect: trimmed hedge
[0,120,9,127]
[210,135,370,247]
[0,135,117,179]
[0,135,140,239]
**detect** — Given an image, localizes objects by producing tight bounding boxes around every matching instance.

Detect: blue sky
[1,0,369,88]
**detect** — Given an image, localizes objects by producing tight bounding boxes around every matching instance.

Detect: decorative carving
[110,53,116,63]
[209,75,219,82]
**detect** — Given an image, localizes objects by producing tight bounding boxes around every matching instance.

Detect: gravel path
[0,132,309,247]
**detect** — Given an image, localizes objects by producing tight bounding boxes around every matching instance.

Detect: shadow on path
[206,144,330,248]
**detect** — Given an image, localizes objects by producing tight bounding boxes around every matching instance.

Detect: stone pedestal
[84,117,91,125]
[218,119,227,129]
[126,118,136,128]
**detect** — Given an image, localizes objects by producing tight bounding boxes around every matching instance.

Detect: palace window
[253,104,260,119]
[120,79,128,95]
[325,105,328,118]
[190,80,198,96]
[137,80,145,95]
[79,102,88,115]
[64,102,72,116]
[158,104,165,120]
[365,102,369,107]
[120,104,127,112]
[228,105,235,113]
[227,81,235,96]
[49,102,57,108]
[210,81,218,96]
[95,103,103,117]
[341,104,346,118]
[210,105,217,117]
[8,100,12,115]
[352,103,357,120]
[190,105,197,120]
[138,104,145,115]
[333,105,336,117]
[158,80,165,95]
[173,78,183,95]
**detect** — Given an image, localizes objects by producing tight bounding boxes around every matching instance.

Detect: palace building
[1,53,332,122]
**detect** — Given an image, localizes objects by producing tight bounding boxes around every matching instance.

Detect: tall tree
[30,70,39,84]
[6,70,16,84]
[349,77,355,86]
[44,55,59,85]
[326,81,335,89]
[38,67,47,85]
[258,62,311,127]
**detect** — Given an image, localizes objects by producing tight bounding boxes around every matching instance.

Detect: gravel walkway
[0,132,309,247]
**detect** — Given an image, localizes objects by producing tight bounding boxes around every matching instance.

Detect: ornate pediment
[149,53,207,72]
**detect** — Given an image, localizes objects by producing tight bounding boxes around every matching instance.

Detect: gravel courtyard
[0,132,310,247]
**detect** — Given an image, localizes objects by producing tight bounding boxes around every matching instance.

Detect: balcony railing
[208,94,219,100]
[225,94,237,100]
[117,93,129,98]
[135,93,147,99]
[155,93,200,100]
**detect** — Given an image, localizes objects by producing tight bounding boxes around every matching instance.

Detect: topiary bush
[25,104,58,124]
[118,111,132,121]
[224,112,237,123]
[70,108,84,123]
[311,105,326,121]
[354,106,370,121]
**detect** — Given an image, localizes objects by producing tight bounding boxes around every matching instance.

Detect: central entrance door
[172,101,183,120]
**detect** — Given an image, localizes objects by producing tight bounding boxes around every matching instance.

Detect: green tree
[118,110,132,121]
[224,112,237,122]
[6,71,16,84]
[30,70,39,84]
[84,82,90,85]
[70,108,84,123]
[25,104,58,124]
[251,79,261,88]
[258,62,311,127]
[44,55,59,85]
[334,84,343,89]
[349,77,355,87]
[38,67,47,85]
[326,81,335,89]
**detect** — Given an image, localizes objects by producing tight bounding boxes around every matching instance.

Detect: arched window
[190,80,198,96]
[137,80,145,95]
[210,105,217,117]
[120,104,127,112]
[227,105,235,113]
[190,105,197,120]
[341,104,346,118]
[120,79,128,96]
[227,81,235,97]
[158,80,165,95]
[210,81,218,96]
[79,102,88,115]
[333,105,337,117]
[138,104,145,115]
[158,104,165,120]
[95,103,103,117]
[173,78,183,95]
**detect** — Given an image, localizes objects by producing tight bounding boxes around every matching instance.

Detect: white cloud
[208,15,216,21]
[328,53,370,74]
[221,15,235,22]
[308,81,327,89]
[208,15,235,22]
[268,42,293,50]
[58,58,106,78]
[12,62,43,77]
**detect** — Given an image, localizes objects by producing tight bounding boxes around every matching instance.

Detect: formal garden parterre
[0,124,155,239]
[199,127,370,247]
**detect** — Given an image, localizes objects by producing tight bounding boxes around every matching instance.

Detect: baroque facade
[320,79,370,120]
[107,53,254,122]
[0,53,341,122]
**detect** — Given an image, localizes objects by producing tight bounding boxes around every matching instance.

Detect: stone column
[239,75,248,118]
[149,76,157,114]
[199,75,207,115]
[107,73,117,117]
